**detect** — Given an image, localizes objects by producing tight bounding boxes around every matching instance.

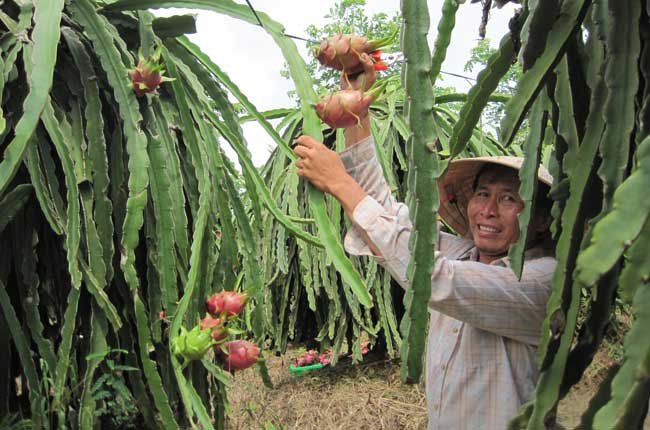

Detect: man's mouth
[478,224,500,233]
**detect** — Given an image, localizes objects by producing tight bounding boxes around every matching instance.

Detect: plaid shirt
[339,136,557,430]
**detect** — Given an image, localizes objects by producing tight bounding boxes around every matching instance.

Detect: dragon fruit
[128,48,173,97]
[200,314,228,343]
[315,77,391,129]
[220,340,260,372]
[172,325,215,362]
[315,31,396,73]
[206,291,248,318]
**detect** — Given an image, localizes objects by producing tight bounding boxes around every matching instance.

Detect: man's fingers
[360,53,374,71]
[359,53,376,89]
[294,134,319,149]
[294,145,310,158]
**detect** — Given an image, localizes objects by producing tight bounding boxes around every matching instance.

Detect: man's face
[467,169,524,264]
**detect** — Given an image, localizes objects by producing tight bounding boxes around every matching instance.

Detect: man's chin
[476,244,509,259]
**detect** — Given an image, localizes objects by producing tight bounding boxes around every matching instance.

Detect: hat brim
[437,156,553,237]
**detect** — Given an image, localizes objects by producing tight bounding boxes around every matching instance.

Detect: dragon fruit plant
[172,290,256,370]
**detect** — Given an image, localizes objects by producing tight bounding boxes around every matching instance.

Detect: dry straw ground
[226,349,427,430]
[224,346,611,430]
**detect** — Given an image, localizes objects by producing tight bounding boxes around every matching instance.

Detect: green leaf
[40,100,83,291]
[508,93,550,278]
[430,0,458,86]
[449,33,516,157]
[79,308,108,429]
[61,27,115,285]
[399,0,442,384]
[0,184,32,235]
[145,102,179,317]
[596,0,642,206]
[173,35,296,160]
[152,15,197,38]
[0,0,64,196]
[524,58,608,430]
[52,287,80,429]
[133,293,179,429]
[69,0,150,294]
[592,281,650,429]
[574,135,650,287]
[500,0,590,146]
[0,280,46,428]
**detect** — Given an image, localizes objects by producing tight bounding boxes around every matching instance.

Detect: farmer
[293,53,557,430]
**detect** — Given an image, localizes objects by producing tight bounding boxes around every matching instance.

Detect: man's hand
[341,52,376,92]
[294,135,349,195]
[293,135,367,217]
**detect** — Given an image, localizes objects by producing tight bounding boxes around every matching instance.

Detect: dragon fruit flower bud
[128,48,174,97]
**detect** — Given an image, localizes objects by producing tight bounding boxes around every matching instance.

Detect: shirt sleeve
[339,135,401,213]
[340,136,469,258]
[340,137,556,346]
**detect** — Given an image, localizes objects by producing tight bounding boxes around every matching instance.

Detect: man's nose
[479,196,498,217]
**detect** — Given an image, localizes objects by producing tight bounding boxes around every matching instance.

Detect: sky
[155,1,517,166]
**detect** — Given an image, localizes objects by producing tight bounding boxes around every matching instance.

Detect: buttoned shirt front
[339,136,556,430]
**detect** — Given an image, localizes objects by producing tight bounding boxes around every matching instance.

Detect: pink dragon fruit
[200,314,228,343]
[220,340,260,372]
[315,88,375,128]
[315,32,395,73]
[206,291,248,318]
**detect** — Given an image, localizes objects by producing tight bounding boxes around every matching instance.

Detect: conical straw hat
[437,156,553,237]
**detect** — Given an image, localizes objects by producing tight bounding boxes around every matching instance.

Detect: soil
[224,346,617,430]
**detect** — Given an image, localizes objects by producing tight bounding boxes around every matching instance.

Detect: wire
[244,0,265,29]
[244,0,320,43]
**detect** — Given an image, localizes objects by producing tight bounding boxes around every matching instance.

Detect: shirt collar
[458,244,552,266]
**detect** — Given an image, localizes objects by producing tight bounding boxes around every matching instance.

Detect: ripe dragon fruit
[315,89,373,128]
[206,291,248,318]
[314,31,396,73]
[315,80,388,129]
[219,340,260,373]
[128,48,173,97]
